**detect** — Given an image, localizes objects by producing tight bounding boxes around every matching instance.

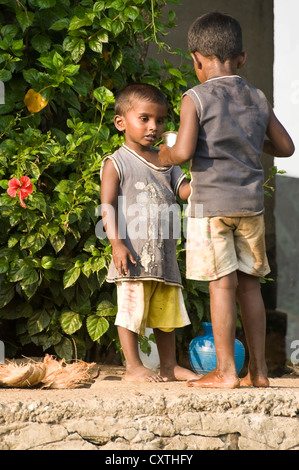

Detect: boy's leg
[117,326,164,382]
[153,328,198,381]
[188,271,240,388]
[236,271,269,387]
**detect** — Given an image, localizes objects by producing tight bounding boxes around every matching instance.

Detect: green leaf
[12,39,24,52]
[64,64,80,76]
[63,37,86,63]
[111,19,125,36]
[50,18,70,31]
[50,233,65,253]
[63,265,81,288]
[52,52,64,70]
[96,300,117,317]
[20,233,47,253]
[1,25,19,40]
[36,0,56,8]
[22,281,39,300]
[168,67,182,78]
[0,70,12,82]
[90,256,105,272]
[27,310,50,336]
[7,233,21,248]
[124,6,140,20]
[16,11,35,32]
[93,1,105,13]
[54,336,73,361]
[29,193,47,213]
[88,32,109,53]
[86,315,109,341]
[54,179,77,193]
[100,17,112,31]
[0,258,9,274]
[38,55,56,71]
[0,302,32,320]
[69,15,94,31]
[60,310,82,335]
[0,285,14,308]
[20,268,39,286]
[93,86,115,105]
[111,48,123,70]
[41,256,55,269]
[8,261,33,282]
[71,69,93,96]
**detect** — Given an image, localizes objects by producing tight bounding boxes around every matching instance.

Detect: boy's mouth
[145,133,157,142]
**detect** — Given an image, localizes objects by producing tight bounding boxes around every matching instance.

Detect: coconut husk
[0,355,98,389]
[40,354,97,389]
[0,362,46,388]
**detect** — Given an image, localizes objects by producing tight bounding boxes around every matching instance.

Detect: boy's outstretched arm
[101,159,136,276]
[159,95,199,166]
[263,103,295,157]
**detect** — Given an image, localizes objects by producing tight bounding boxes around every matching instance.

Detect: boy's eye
[140,116,148,122]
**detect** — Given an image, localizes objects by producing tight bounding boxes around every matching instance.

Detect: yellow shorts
[115,280,190,335]
[186,215,271,281]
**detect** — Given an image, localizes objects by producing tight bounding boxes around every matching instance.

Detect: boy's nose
[149,120,157,130]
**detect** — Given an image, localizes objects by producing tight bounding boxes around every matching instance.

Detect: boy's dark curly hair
[188,12,243,63]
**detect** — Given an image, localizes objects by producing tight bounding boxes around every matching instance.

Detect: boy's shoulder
[187,76,268,105]
[191,75,265,94]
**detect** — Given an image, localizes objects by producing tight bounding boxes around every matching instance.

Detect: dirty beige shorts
[115,280,190,335]
[186,215,271,281]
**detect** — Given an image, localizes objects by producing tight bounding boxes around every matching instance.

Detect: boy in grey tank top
[159,13,294,389]
[101,84,198,383]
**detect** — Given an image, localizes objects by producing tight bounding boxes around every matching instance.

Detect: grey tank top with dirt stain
[101,145,186,285]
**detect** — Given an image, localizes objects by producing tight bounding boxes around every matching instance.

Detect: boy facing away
[100,83,198,383]
[159,12,295,389]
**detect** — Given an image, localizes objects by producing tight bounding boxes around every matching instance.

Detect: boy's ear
[237,52,247,69]
[114,115,125,132]
[191,52,202,70]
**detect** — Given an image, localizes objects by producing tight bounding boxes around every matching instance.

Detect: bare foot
[240,372,269,388]
[124,364,165,383]
[187,369,240,389]
[159,364,200,382]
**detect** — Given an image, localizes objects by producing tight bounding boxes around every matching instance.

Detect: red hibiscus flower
[7,176,33,208]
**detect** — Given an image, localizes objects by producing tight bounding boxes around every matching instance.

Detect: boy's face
[114,98,167,150]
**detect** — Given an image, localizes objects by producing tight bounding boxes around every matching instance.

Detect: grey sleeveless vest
[184,76,270,217]
[101,145,186,285]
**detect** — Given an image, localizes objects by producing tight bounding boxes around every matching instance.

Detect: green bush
[0,0,210,361]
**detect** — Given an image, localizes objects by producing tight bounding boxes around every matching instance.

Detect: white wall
[274,0,299,177]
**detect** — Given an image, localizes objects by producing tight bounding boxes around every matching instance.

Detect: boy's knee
[236,272,261,295]
[209,272,238,293]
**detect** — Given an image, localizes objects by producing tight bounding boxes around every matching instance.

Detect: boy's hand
[112,243,136,276]
[158,144,173,167]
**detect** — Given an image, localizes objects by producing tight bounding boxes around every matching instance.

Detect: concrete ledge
[0,365,298,450]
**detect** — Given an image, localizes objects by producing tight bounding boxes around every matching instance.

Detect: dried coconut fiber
[0,354,97,389]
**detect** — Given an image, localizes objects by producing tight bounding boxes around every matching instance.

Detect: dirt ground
[0,363,298,401]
